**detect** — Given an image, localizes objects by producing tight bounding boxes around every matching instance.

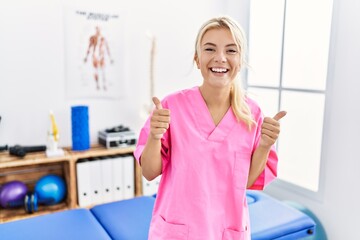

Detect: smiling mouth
[210,67,229,73]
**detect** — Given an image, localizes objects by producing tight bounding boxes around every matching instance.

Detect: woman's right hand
[150,97,171,140]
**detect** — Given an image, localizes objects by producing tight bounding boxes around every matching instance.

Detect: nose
[214,51,227,63]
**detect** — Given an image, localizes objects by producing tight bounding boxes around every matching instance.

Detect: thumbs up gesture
[150,97,171,140]
[259,111,287,148]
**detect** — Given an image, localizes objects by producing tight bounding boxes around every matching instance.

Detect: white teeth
[211,67,228,73]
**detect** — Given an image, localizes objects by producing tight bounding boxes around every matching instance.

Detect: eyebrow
[203,42,238,48]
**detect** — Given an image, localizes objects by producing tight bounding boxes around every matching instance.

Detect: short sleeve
[133,117,150,165]
[248,145,278,190]
[247,108,278,190]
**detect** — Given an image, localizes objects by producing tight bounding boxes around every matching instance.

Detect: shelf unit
[0,145,140,223]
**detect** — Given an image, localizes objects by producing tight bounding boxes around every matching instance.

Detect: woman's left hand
[259,111,287,148]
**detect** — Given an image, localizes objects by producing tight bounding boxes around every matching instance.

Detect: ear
[194,54,200,69]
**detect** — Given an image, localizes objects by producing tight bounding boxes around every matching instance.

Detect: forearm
[247,145,271,188]
[140,137,162,181]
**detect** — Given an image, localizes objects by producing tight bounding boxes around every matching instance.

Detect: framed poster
[64,8,125,99]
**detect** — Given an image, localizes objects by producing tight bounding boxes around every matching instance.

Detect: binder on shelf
[142,176,152,196]
[122,155,135,199]
[142,175,161,196]
[76,158,92,207]
[112,155,124,201]
[88,157,103,205]
[153,175,161,195]
[76,153,136,205]
[100,156,113,203]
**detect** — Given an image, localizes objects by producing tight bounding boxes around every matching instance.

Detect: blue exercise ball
[34,174,66,205]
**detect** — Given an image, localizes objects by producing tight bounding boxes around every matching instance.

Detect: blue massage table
[0,192,316,239]
[0,208,111,240]
[90,196,155,239]
[247,190,316,239]
[88,192,316,239]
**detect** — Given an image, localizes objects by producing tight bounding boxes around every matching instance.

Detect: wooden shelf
[66,144,135,159]
[0,145,140,223]
[0,151,72,168]
[0,202,69,223]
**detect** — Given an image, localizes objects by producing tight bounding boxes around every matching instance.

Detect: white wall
[0,0,234,146]
[264,0,360,239]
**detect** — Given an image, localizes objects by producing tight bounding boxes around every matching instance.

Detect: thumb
[152,97,163,110]
[273,111,287,121]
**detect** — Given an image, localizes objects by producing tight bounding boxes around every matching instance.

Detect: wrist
[149,134,162,141]
[256,144,272,153]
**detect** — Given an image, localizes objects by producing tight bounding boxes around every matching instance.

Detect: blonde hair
[194,16,255,129]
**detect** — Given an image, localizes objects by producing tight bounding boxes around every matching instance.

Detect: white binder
[112,155,124,201]
[152,175,161,195]
[122,155,135,199]
[142,176,152,196]
[142,175,161,196]
[100,156,113,203]
[89,158,103,205]
[76,159,92,207]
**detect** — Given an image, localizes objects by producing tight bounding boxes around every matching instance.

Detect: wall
[0,0,236,147]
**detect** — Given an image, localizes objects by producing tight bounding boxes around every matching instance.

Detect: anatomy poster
[64,8,125,99]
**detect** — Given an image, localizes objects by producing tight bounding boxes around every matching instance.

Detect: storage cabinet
[0,145,140,223]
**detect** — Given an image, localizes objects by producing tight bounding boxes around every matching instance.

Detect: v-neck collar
[188,87,237,142]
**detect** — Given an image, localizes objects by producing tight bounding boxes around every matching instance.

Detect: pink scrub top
[134,86,278,240]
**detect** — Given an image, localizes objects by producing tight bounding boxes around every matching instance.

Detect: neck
[199,85,231,108]
[199,85,231,126]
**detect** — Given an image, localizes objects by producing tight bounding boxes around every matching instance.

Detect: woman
[134,15,286,240]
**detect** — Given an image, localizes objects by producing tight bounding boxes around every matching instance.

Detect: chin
[210,80,232,89]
